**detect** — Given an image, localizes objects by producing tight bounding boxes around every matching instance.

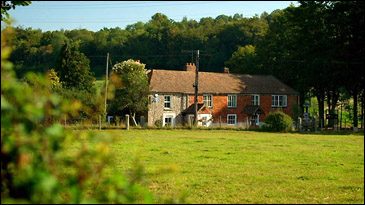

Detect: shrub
[154,120,162,128]
[262,111,294,132]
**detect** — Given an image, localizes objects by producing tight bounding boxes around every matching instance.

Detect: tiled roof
[149,69,299,95]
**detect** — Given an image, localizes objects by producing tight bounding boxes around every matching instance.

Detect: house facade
[147,63,299,127]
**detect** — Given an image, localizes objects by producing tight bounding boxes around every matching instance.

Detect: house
[147,63,299,127]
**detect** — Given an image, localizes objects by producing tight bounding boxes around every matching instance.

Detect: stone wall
[147,93,187,126]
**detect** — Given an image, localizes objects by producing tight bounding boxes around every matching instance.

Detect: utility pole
[182,50,204,126]
[104,53,109,114]
[193,50,199,125]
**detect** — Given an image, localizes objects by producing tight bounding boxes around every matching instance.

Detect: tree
[109,60,150,126]
[225,45,259,74]
[55,40,95,93]
[1,1,31,22]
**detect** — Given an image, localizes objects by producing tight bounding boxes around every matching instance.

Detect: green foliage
[225,45,259,74]
[54,87,103,124]
[1,1,31,22]
[109,59,150,122]
[56,40,95,93]
[262,110,294,132]
[154,120,162,128]
[46,68,62,89]
[1,27,157,204]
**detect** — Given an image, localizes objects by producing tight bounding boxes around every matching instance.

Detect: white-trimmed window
[203,94,213,108]
[164,117,172,126]
[252,94,260,106]
[163,113,175,127]
[272,95,287,107]
[227,114,237,125]
[228,95,237,108]
[164,96,171,109]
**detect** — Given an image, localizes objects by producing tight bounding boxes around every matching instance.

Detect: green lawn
[67,130,364,204]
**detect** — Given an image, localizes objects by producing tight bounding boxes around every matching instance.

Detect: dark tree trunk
[316,92,325,128]
[353,87,358,129]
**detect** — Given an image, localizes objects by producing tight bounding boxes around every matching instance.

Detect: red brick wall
[188,94,298,123]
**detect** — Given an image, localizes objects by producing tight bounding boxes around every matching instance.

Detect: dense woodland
[4,1,365,127]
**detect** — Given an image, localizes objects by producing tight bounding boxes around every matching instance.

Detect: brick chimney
[184,63,196,72]
[224,67,229,73]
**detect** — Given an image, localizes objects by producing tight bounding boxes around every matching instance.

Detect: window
[164,117,172,126]
[252,94,260,106]
[164,96,171,109]
[272,95,287,107]
[227,114,237,125]
[163,113,175,127]
[228,95,237,108]
[203,94,213,108]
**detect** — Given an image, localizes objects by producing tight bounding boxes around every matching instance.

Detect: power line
[14,12,263,23]
[24,1,224,10]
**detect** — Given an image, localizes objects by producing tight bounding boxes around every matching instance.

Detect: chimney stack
[184,63,196,72]
[224,67,229,73]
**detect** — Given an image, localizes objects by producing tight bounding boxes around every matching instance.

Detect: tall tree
[109,60,150,126]
[55,40,95,92]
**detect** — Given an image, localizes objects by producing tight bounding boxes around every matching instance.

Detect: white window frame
[227,114,237,125]
[272,95,287,107]
[203,94,213,108]
[228,95,237,108]
[164,95,171,109]
[252,94,260,106]
[163,113,175,127]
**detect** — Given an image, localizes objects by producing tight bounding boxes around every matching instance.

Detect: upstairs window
[251,94,260,106]
[228,95,237,108]
[272,95,287,107]
[164,96,171,109]
[203,94,213,108]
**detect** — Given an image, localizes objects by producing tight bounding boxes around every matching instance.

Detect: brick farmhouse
[147,63,299,127]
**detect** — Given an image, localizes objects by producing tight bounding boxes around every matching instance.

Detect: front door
[250,114,260,126]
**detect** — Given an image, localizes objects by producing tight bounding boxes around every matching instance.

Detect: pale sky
[6,1,299,32]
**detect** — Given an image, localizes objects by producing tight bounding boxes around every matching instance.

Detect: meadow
[65,130,364,204]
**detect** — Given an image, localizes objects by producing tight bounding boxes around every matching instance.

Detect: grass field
[66,130,364,204]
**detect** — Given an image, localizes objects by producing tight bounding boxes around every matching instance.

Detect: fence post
[126,114,130,130]
[99,114,101,130]
[314,118,317,132]
[246,117,249,130]
[219,116,222,128]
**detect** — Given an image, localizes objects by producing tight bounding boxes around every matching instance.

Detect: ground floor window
[164,117,172,126]
[227,114,237,125]
[163,113,175,127]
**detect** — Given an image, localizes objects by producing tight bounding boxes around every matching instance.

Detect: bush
[2,27,186,204]
[154,120,162,128]
[262,111,294,132]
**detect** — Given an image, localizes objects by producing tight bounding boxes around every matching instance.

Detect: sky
[6,1,299,32]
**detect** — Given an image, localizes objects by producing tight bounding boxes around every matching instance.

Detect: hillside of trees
[4,1,364,128]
